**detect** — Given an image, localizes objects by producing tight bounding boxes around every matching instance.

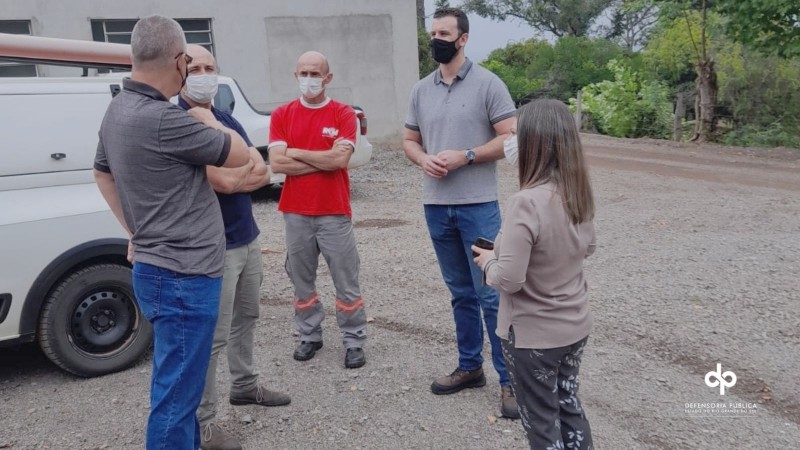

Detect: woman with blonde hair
[473,99,596,450]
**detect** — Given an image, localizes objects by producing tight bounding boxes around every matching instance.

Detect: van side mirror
[110,84,121,97]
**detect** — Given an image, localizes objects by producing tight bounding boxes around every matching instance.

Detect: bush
[577,60,673,138]
[721,123,800,148]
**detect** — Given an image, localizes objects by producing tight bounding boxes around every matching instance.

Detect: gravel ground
[1,134,799,449]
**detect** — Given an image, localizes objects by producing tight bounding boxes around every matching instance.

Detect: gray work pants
[283,213,366,348]
[197,239,262,426]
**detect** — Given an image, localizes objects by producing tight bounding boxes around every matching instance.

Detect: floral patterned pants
[502,327,593,450]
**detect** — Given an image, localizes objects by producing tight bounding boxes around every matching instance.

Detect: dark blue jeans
[424,201,509,386]
[132,262,221,450]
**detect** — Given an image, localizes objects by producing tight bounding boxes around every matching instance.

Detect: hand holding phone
[472,237,494,257]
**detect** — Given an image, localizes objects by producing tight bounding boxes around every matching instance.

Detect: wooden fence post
[673,93,685,141]
[574,90,583,131]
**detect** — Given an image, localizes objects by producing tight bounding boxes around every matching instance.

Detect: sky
[422,0,541,62]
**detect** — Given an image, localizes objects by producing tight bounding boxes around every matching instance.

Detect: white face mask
[185,74,218,104]
[298,76,324,97]
[503,133,519,165]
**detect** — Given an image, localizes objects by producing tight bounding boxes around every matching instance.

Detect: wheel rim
[70,287,140,357]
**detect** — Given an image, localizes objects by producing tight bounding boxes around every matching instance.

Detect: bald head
[187,44,214,62]
[296,51,329,75]
[186,44,217,75]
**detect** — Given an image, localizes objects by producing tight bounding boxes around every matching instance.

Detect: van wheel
[38,264,152,377]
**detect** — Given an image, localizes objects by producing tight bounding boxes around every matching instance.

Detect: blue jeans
[424,201,509,386]
[132,262,221,450]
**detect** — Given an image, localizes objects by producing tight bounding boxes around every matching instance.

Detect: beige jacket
[484,182,596,349]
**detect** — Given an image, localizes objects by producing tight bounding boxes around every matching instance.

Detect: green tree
[461,0,616,37]
[418,26,439,78]
[715,41,800,146]
[604,0,660,52]
[482,39,552,103]
[716,0,800,58]
[644,8,800,147]
[481,37,623,103]
[481,59,546,104]
[641,13,699,86]
[655,0,718,142]
[548,36,624,99]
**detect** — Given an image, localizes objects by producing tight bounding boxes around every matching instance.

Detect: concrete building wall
[1,0,418,139]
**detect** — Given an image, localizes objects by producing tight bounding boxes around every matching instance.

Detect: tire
[38,263,153,377]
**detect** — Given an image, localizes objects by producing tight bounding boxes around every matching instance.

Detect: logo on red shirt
[322,127,339,138]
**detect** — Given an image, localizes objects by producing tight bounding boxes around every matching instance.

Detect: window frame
[0,20,39,77]
[90,18,215,55]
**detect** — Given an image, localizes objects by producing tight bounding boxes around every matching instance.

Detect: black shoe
[344,347,366,369]
[293,341,323,361]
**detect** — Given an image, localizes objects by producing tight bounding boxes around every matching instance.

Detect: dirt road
[1,134,798,449]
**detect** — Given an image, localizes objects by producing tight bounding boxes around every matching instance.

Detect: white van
[0,76,152,377]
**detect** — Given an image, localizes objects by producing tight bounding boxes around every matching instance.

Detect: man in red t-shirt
[268,51,366,369]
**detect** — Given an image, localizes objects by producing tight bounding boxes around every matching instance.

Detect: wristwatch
[465,149,476,165]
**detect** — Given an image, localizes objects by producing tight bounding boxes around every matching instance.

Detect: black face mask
[176,59,189,95]
[430,37,460,64]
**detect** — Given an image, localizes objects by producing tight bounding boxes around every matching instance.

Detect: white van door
[0,79,121,177]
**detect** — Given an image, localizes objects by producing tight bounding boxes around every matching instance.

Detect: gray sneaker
[201,422,242,450]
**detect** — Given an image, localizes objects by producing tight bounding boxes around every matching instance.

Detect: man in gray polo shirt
[403,7,519,420]
[93,15,250,450]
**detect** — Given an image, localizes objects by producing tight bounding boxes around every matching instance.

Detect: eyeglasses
[174,52,193,65]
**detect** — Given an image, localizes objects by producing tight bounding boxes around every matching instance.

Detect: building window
[90,18,214,54]
[90,19,138,45]
[177,19,214,54]
[0,20,38,77]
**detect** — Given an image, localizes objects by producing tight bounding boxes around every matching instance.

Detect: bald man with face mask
[268,51,368,370]
[178,44,291,450]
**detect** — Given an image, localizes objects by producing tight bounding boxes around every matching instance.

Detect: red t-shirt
[269,98,357,217]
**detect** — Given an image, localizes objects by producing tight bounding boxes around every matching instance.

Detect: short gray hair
[131,15,186,68]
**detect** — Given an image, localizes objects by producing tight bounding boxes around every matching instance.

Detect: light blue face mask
[503,132,518,165]
[298,76,324,97]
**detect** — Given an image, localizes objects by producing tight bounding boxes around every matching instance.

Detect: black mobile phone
[472,237,494,257]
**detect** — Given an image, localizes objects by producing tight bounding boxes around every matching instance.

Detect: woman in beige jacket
[473,99,596,450]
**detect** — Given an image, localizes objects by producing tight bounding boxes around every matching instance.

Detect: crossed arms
[206,146,270,194]
[268,139,354,176]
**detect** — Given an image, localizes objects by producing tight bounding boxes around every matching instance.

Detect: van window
[215,84,235,114]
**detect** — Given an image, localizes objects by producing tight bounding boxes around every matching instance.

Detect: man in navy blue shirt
[179,44,290,450]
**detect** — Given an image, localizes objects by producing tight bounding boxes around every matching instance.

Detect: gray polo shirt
[95,79,231,277]
[405,59,515,205]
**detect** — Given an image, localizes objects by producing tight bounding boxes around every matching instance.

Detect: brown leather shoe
[229,384,291,407]
[201,422,241,450]
[431,367,486,395]
[500,385,520,419]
